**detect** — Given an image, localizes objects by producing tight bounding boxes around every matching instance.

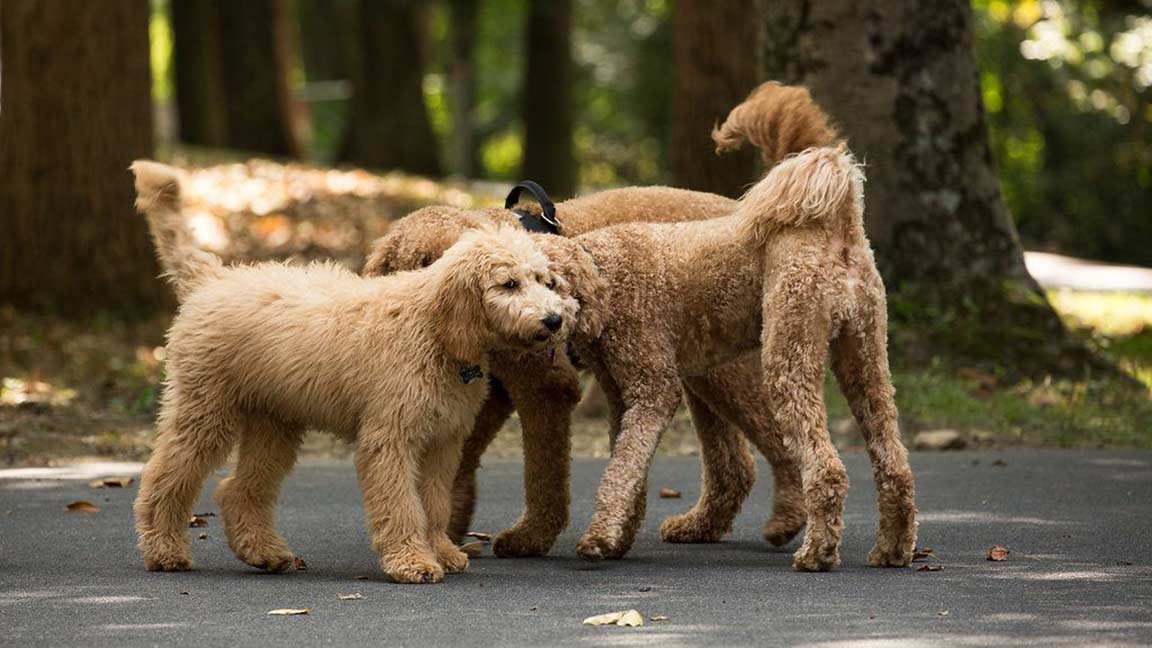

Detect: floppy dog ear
[362,236,398,277]
[537,238,608,340]
[432,245,490,361]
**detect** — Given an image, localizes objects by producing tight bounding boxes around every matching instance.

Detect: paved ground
[1024,251,1152,292]
[2,451,1151,647]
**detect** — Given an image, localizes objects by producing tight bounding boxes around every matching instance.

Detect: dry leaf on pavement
[189,515,209,528]
[464,531,491,542]
[89,477,134,488]
[917,564,944,572]
[267,608,311,616]
[987,545,1010,561]
[293,557,308,570]
[336,593,364,601]
[912,547,935,562]
[460,541,484,557]
[65,501,100,513]
[650,615,670,622]
[583,609,644,627]
[617,610,644,627]
[659,487,681,499]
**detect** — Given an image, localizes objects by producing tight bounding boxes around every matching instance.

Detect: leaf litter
[65,501,100,513]
[267,608,310,616]
[583,610,645,627]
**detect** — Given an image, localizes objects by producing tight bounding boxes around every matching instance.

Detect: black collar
[505,180,561,235]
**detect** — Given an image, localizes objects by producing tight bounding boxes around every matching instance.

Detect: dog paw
[144,553,194,572]
[762,516,805,547]
[492,525,557,558]
[437,548,470,574]
[228,533,296,573]
[792,537,840,572]
[867,539,914,567]
[385,558,445,584]
[141,534,193,572]
[659,513,725,543]
[576,533,628,561]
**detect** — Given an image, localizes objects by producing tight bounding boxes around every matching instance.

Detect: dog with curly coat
[129,161,575,584]
[363,82,845,560]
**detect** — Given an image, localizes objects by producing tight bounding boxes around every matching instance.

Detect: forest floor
[2,158,1151,466]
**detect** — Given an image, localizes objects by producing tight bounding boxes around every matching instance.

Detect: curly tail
[736,146,863,247]
[713,81,841,168]
[130,160,222,301]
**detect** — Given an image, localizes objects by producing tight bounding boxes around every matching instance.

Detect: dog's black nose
[542,313,563,332]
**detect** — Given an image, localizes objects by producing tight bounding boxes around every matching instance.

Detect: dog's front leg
[448,380,515,542]
[491,351,582,558]
[576,366,681,561]
[354,436,443,584]
[420,436,471,574]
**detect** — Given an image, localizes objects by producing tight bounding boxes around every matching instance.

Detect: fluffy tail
[713,81,841,168]
[130,160,222,300]
[735,146,863,247]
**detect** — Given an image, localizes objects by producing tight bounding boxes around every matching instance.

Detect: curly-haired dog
[129,161,575,584]
[363,81,842,558]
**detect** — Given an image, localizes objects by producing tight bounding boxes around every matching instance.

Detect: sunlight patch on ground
[0,461,143,481]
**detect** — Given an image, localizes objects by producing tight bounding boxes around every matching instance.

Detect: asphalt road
[2,451,1151,647]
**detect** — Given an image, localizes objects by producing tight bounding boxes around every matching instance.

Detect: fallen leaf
[352,575,370,580]
[917,564,944,572]
[193,511,217,517]
[336,593,364,601]
[987,545,1010,561]
[89,477,134,488]
[65,501,100,513]
[267,608,310,616]
[659,487,681,499]
[464,531,491,542]
[912,547,935,562]
[617,610,644,627]
[938,609,950,617]
[649,615,670,622]
[293,557,308,571]
[197,533,208,540]
[459,541,484,557]
[583,611,625,626]
[189,515,209,528]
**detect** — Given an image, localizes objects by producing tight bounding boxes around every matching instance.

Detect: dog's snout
[542,313,563,332]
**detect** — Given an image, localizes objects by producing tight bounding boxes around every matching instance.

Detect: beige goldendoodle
[129,161,575,584]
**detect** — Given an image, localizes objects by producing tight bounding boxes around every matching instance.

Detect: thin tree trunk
[216,0,300,157]
[762,0,1117,378]
[449,0,479,178]
[521,0,575,198]
[339,0,442,176]
[0,0,163,316]
[671,0,761,198]
[171,0,228,147]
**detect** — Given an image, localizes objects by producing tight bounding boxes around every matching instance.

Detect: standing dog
[130,161,575,583]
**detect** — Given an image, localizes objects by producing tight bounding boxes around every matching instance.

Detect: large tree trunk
[171,0,228,147]
[762,0,1115,378]
[0,0,163,316]
[216,0,300,157]
[448,0,479,178]
[338,0,442,176]
[671,0,761,198]
[521,0,575,198]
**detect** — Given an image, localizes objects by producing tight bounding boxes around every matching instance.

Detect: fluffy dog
[363,82,842,558]
[129,161,575,584]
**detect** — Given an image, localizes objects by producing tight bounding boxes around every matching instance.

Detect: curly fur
[129,161,575,584]
[712,81,842,167]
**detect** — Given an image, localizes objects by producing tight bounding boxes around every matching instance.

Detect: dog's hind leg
[576,355,681,560]
[448,378,514,543]
[134,394,238,571]
[761,271,848,572]
[421,437,471,575]
[659,380,755,544]
[830,285,917,567]
[355,431,442,584]
[491,352,582,558]
[214,416,303,573]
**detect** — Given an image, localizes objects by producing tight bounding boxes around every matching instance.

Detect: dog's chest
[424,367,489,440]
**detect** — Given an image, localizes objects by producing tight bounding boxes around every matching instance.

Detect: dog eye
[419,255,431,268]
[502,279,519,290]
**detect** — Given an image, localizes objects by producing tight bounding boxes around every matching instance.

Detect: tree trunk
[171,0,228,147]
[0,0,163,316]
[449,0,479,178]
[521,0,575,198]
[338,0,442,176]
[296,0,353,82]
[671,0,761,198]
[762,0,1116,378]
[216,0,300,157]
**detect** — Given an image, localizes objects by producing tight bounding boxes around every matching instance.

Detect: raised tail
[735,146,863,247]
[713,81,841,168]
[130,160,222,301]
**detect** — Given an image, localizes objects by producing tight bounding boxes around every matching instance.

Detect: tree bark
[762,0,1116,378]
[521,0,576,198]
[216,0,300,157]
[171,0,228,147]
[449,0,479,178]
[296,0,354,82]
[0,0,164,316]
[671,0,761,198]
[338,0,442,176]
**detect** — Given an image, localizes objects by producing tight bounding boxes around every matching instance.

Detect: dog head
[431,226,578,360]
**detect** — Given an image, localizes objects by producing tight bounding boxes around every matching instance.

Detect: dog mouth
[533,330,552,343]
